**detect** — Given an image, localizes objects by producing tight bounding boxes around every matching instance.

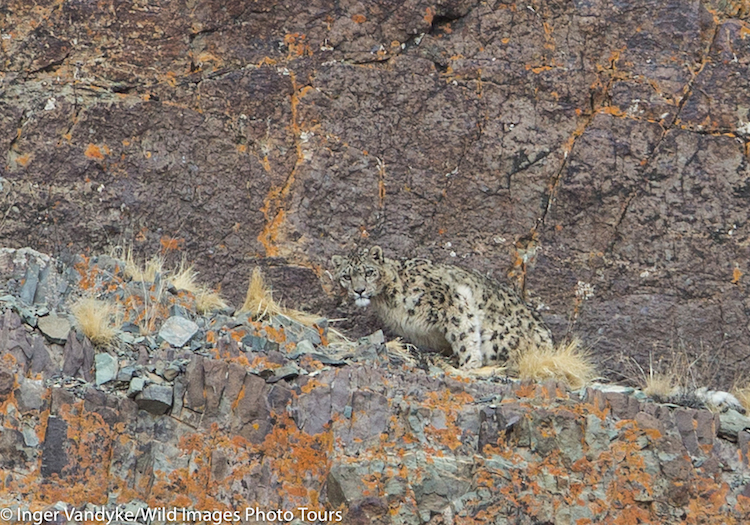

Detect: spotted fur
[331,246,554,369]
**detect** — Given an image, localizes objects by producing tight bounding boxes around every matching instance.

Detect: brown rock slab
[40,416,68,478]
[37,313,71,345]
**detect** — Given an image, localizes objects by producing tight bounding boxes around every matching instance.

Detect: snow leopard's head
[331,246,386,307]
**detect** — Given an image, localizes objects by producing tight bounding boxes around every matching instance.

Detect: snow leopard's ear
[369,245,384,263]
[331,255,345,271]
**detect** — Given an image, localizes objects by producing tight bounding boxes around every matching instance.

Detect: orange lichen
[258,413,333,506]
[73,256,100,291]
[84,143,106,160]
[16,152,32,166]
[264,325,286,343]
[159,236,184,254]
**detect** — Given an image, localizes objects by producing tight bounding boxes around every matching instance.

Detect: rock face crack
[605,21,722,254]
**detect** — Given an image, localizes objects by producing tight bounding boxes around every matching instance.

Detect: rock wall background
[2,1,750,386]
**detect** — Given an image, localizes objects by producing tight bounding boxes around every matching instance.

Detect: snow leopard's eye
[342,273,351,281]
[365,268,375,277]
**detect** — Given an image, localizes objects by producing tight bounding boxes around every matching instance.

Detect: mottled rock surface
[1,248,750,523]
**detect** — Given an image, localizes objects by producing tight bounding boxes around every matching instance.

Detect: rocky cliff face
[3,0,750,388]
[2,248,750,524]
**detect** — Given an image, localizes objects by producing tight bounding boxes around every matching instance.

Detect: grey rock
[22,426,40,447]
[0,294,16,304]
[62,333,94,381]
[335,391,389,449]
[266,364,300,383]
[327,462,373,507]
[158,316,198,347]
[18,306,38,327]
[37,306,50,317]
[153,360,166,377]
[169,304,191,319]
[352,344,380,363]
[163,362,181,381]
[93,255,119,272]
[385,477,407,498]
[295,384,332,435]
[31,337,54,378]
[718,409,750,442]
[135,384,173,414]
[127,377,145,397]
[295,339,315,354]
[151,440,190,474]
[189,338,204,352]
[270,314,296,330]
[216,314,243,329]
[0,427,29,470]
[15,377,45,412]
[360,330,385,346]
[242,334,268,351]
[37,313,71,344]
[19,263,40,305]
[120,322,141,334]
[117,364,137,382]
[271,314,322,345]
[287,351,347,366]
[95,352,118,385]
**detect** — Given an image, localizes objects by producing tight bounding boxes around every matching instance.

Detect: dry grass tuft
[634,351,695,401]
[239,266,333,334]
[195,288,228,314]
[240,267,282,319]
[385,338,417,366]
[643,372,678,401]
[170,262,199,293]
[124,248,163,282]
[71,297,119,346]
[732,382,750,413]
[516,339,595,389]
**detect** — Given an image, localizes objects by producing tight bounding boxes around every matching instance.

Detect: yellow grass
[516,339,595,389]
[124,248,163,282]
[643,373,677,400]
[170,262,199,293]
[732,382,750,413]
[70,297,119,346]
[239,266,331,333]
[195,288,228,314]
[240,267,282,319]
[385,338,417,365]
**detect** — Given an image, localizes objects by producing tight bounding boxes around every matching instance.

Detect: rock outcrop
[2,247,750,523]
